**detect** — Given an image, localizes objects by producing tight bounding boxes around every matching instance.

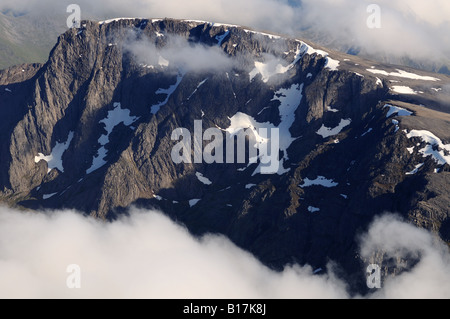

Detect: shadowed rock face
[0,18,449,292]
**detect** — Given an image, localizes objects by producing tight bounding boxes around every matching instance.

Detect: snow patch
[249,41,339,82]
[325,57,340,71]
[367,69,440,81]
[406,130,450,166]
[43,193,58,200]
[226,83,304,175]
[406,163,424,175]
[187,78,208,101]
[300,176,338,188]
[151,71,185,114]
[99,18,139,25]
[361,128,373,137]
[215,30,230,46]
[326,106,339,113]
[302,43,339,71]
[391,86,419,95]
[87,103,138,174]
[376,77,383,86]
[243,29,281,40]
[34,131,74,174]
[196,172,212,185]
[316,119,351,138]
[392,119,400,133]
[212,22,239,28]
[249,45,302,83]
[308,206,320,213]
[189,199,201,207]
[257,106,271,116]
[384,104,413,118]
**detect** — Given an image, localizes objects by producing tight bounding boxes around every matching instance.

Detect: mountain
[0,18,449,294]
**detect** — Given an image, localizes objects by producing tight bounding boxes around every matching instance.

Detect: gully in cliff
[171,120,281,174]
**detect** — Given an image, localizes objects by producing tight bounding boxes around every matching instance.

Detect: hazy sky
[1,0,449,65]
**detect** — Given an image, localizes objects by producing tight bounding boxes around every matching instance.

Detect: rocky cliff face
[0,18,449,292]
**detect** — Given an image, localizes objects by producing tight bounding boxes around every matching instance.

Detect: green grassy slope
[0,11,65,70]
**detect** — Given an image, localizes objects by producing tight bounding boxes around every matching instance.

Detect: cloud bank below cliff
[0,207,449,299]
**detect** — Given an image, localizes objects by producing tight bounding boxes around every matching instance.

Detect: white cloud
[298,0,450,64]
[124,33,236,73]
[0,207,449,299]
[359,214,450,299]
[0,207,349,299]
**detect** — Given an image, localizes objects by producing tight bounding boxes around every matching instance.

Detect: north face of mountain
[0,18,449,293]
